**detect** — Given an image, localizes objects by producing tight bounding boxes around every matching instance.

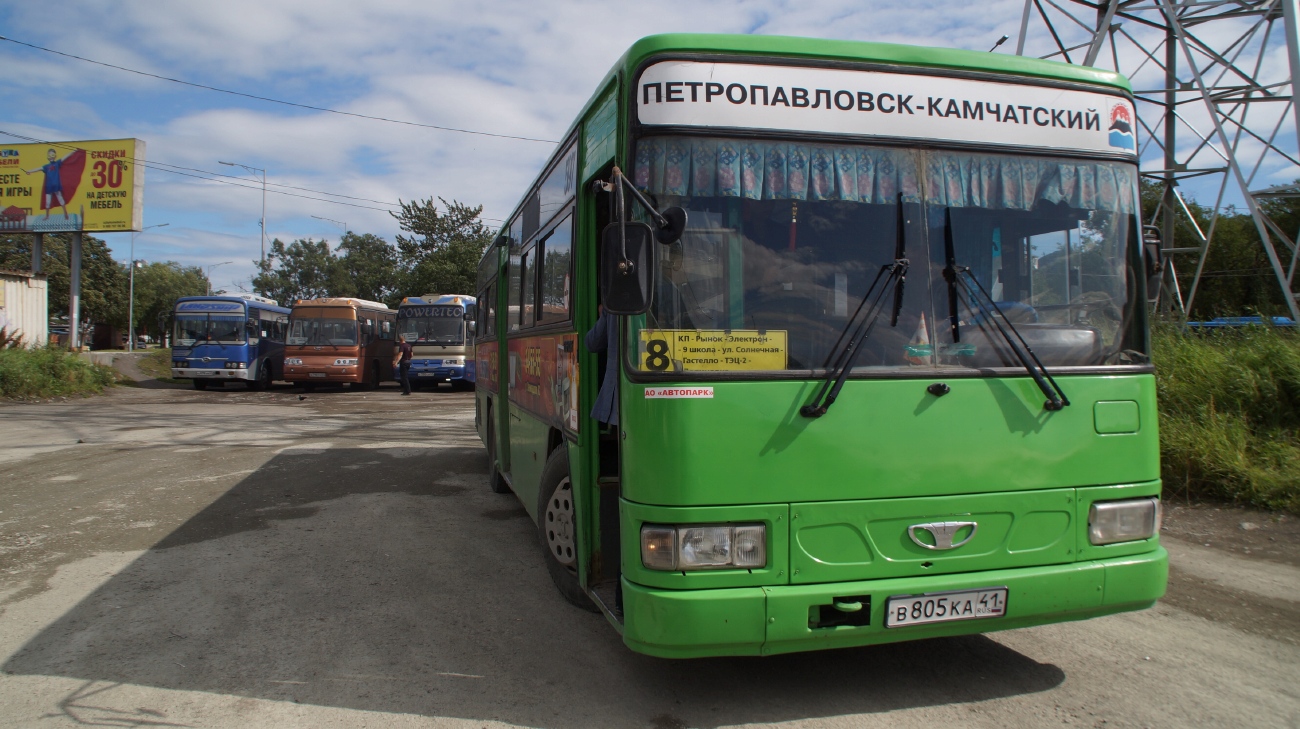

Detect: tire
[192,379,208,390]
[485,416,509,494]
[537,446,597,612]
[247,360,272,390]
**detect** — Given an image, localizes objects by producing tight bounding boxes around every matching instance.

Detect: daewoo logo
[907,521,978,550]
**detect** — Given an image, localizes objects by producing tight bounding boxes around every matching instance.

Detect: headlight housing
[173,360,186,367]
[640,523,767,571]
[223,362,247,369]
[285,358,303,366]
[333,358,358,366]
[443,357,463,366]
[1088,497,1162,545]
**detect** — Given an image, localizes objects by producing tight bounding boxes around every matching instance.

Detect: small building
[0,269,49,348]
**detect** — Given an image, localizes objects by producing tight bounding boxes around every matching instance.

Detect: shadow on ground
[4,445,1064,728]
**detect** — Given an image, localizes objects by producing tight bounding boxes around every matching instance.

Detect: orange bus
[283,297,397,390]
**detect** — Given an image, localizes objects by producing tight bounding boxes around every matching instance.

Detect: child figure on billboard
[25,148,83,219]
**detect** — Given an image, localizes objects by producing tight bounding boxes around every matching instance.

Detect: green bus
[475,34,1166,658]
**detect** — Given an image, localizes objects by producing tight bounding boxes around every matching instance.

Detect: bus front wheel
[537,446,597,612]
[247,361,272,391]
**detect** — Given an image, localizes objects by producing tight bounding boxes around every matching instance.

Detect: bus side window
[381,317,393,340]
[247,314,260,343]
[539,215,573,322]
[521,245,536,327]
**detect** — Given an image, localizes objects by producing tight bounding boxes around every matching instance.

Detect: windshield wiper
[942,208,1069,412]
[801,196,910,418]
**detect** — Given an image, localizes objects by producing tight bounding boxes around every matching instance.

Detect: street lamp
[129,222,169,352]
[218,161,267,264]
[207,261,233,296]
[312,215,348,239]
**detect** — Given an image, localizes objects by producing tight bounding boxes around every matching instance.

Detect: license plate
[417,372,436,377]
[194,371,218,376]
[885,587,1007,628]
[309,372,327,378]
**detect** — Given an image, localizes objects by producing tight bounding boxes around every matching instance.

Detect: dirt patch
[1163,503,1300,569]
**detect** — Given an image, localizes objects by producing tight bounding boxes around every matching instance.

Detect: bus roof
[400,294,476,307]
[292,297,389,310]
[175,295,290,313]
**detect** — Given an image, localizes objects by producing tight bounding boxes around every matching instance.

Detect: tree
[129,261,209,341]
[335,232,398,305]
[0,231,128,328]
[252,237,347,305]
[391,197,492,296]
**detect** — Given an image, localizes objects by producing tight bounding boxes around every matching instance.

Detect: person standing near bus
[394,333,413,395]
[585,305,617,425]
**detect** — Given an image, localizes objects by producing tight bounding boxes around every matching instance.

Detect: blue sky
[2,1,1294,296]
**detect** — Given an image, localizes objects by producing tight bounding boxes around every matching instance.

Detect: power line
[0,34,560,145]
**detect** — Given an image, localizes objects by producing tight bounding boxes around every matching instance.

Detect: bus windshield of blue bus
[174,314,246,347]
[287,317,358,346]
[398,306,465,345]
[631,136,1143,375]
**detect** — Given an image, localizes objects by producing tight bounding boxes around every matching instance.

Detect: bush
[1155,325,1300,513]
[0,344,117,399]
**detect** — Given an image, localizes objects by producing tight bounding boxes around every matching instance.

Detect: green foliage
[392,197,492,296]
[0,344,116,399]
[252,237,348,305]
[1142,181,1299,318]
[1154,325,1300,513]
[130,262,209,341]
[0,232,129,328]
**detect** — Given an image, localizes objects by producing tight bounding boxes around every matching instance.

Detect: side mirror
[601,222,656,314]
[494,234,509,248]
[1142,225,1164,303]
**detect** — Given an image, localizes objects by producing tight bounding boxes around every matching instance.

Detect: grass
[137,347,185,383]
[1154,324,1300,514]
[0,344,117,400]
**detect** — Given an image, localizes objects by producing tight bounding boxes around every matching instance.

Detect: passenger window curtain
[633,137,1136,214]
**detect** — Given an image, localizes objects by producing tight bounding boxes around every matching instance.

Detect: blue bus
[396,294,477,390]
[170,294,291,390]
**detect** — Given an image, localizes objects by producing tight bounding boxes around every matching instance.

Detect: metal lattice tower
[1015,0,1300,320]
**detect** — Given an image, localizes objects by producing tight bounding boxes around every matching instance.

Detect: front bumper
[620,548,1168,658]
[284,366,360,383]
[410,363,467,382]
[172,367,254,381]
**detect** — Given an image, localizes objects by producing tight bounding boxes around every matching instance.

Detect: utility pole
[218,161,268,264]
[206,261,233,296]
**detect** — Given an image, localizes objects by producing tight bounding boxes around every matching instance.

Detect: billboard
[0,138,145,233]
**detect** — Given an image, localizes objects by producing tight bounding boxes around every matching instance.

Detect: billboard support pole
[69,232,82,351]
[31,234,42,274]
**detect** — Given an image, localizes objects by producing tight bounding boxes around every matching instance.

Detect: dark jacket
[585,312,618,426]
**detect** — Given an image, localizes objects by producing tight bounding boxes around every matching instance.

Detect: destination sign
[399,305,464,318]
[176,301,243,313]
[636,61,1137,157]
[639,329,788,372]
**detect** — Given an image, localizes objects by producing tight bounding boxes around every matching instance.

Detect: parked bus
[283,297,396,390]
[396,294,477,390]
[171,294,290,390]
[476,34,1166,658]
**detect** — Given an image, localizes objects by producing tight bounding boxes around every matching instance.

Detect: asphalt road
[0,383,1297,728]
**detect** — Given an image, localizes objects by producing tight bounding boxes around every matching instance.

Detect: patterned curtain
[633,137,1136,214]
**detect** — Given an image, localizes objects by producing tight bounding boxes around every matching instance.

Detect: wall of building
[0,270,49,347]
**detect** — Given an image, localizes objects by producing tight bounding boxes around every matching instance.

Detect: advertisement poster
[507,333,580,433]
[0,138,145,233]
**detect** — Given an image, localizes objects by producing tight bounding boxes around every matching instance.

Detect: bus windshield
[398,305,465,344]
[632,136,1143,374]
[174,314,246,347]
[287,317,358,346]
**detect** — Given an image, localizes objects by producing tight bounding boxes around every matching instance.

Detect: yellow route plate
[639,329,788,372]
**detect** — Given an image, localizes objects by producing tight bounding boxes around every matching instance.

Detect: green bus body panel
[622,374,1158,506]
[622,548,1166,658]
[789,489,1077,584]
[506,401,550,520]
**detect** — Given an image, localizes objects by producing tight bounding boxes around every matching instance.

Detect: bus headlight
[223,362,246,369]
[640,523,767,571]
[443,357,463,366]
[285,358,303,366]
[334,358,358,366]
[1088,497,1161,545]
